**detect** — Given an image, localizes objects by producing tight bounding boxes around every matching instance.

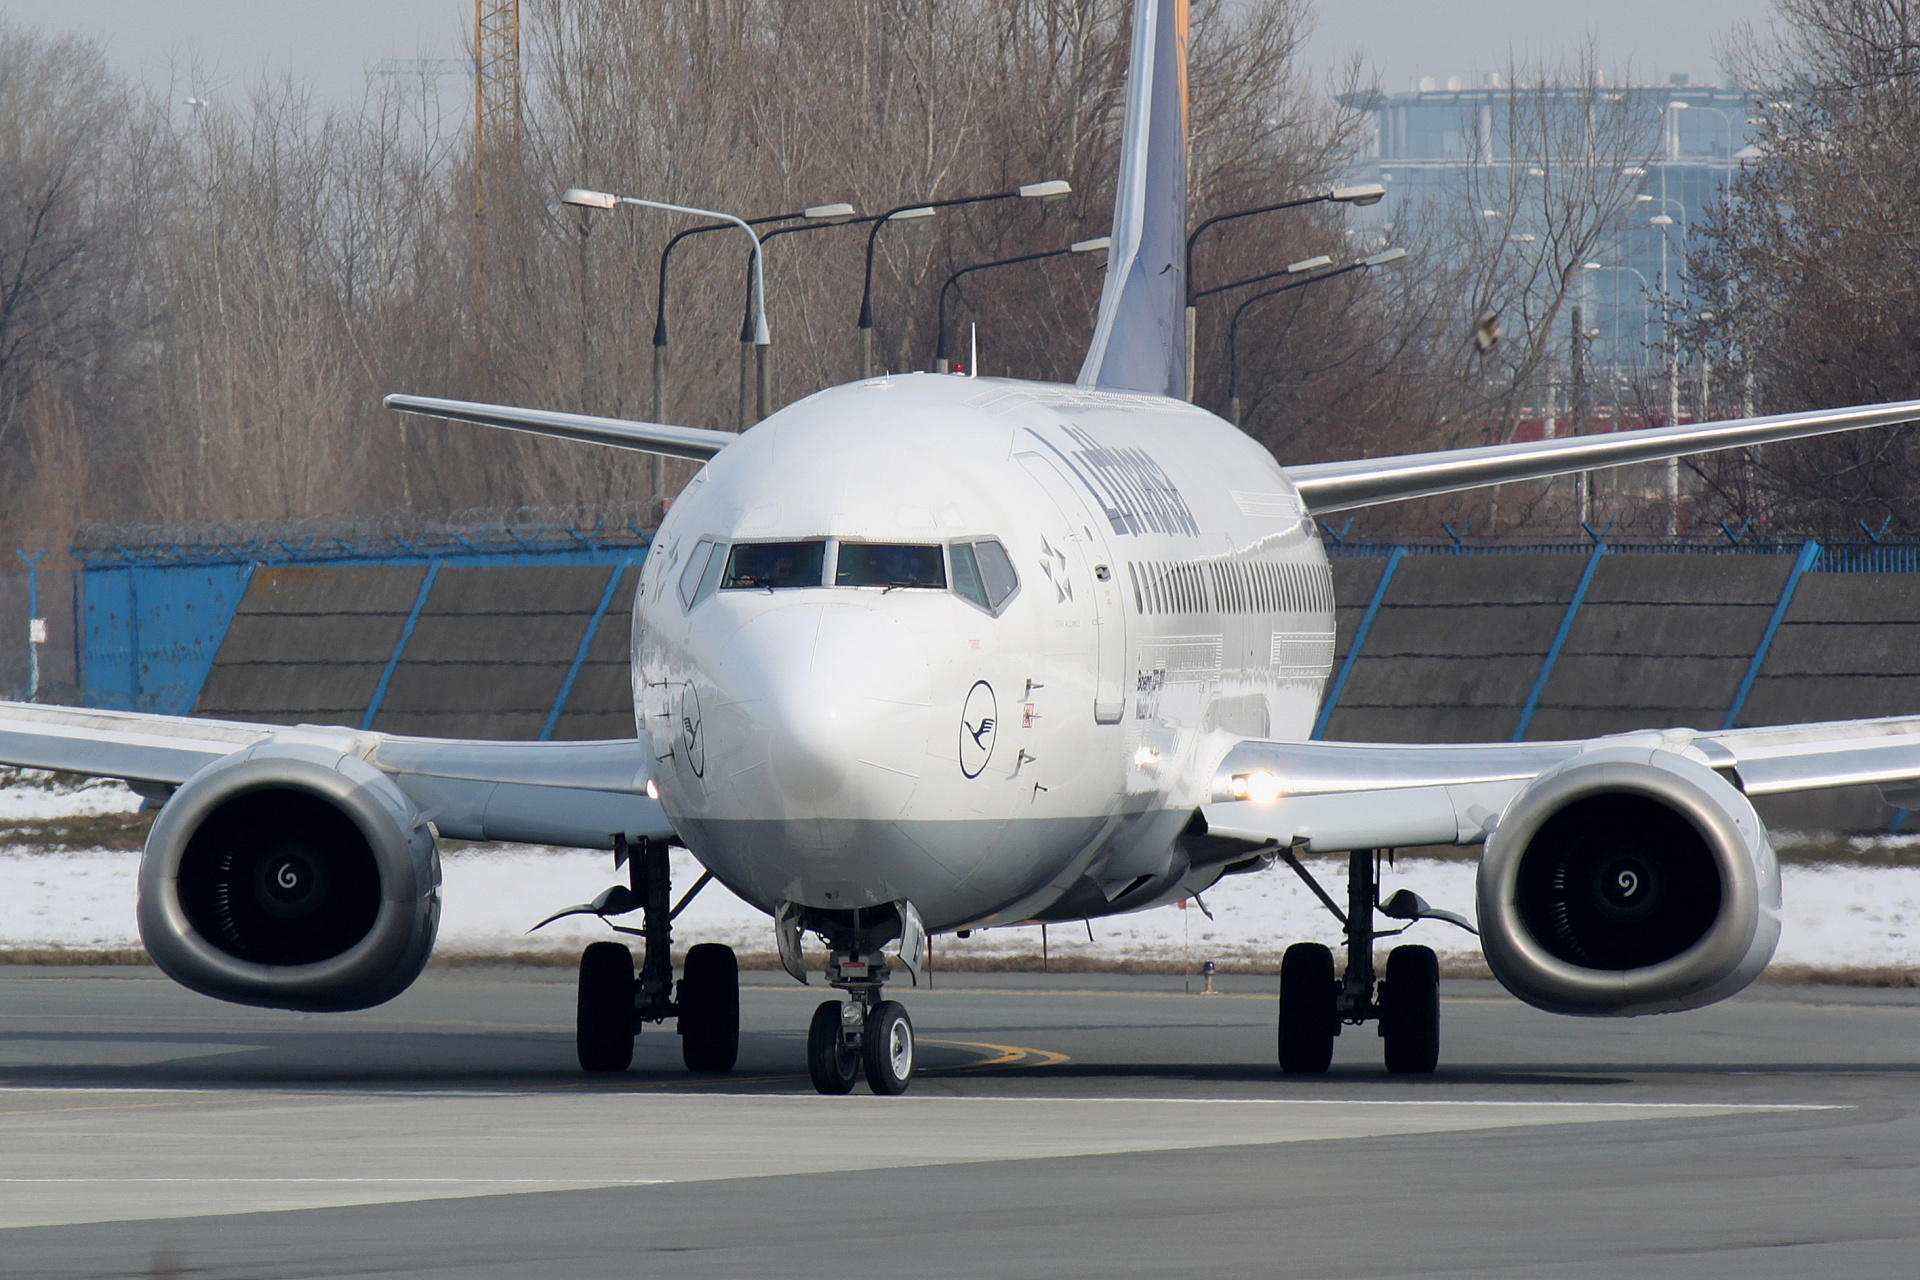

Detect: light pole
[933,238,1110,374]
[1190,253,1334,307]
[1183,183,1385,400]
[562,187,774,442]
[1669,100,1740,162]
[1223,249,1406,426]
[715,204,860,424]
[857,180,1070,378]
[649,207,833,424]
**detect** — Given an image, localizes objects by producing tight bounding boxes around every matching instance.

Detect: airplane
[9,0,1920,1095]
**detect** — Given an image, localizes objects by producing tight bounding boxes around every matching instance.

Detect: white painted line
[0,1178,668,1185]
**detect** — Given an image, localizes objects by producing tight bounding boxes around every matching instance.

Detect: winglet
[1077,0,1189,397]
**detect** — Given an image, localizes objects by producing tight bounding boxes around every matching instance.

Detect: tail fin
[1077,0,1189,397]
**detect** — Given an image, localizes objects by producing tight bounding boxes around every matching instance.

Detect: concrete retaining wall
[174,547,1920,831]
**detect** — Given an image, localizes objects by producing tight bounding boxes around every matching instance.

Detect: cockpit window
[971,539,1019,609]
[677,539,717,609]
[836,544,947,589]
[950,543,990,609]
[721,541,826,590]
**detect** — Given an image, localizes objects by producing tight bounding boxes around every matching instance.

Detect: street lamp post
[1182,183,1384,400]
[1223,249,1406,426]
[562,187,776,500]
[725,204,858,427]
[933,238,1110,374]
[857,179,1070,378]
[650,209,818,428]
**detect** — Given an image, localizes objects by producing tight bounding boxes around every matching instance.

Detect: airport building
[1339,77,1760,389]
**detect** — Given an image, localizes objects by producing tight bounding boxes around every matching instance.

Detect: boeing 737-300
[8,0,1920,1094]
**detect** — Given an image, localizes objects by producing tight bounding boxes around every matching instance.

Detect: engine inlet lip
[1478,752,1762,1016]
[138,748,435,1010]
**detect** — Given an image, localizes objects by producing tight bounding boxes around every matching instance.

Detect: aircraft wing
[1284,399,1920,514]
[1201,715,1920,852]
[0,700,673,849]
[384,394,736,462]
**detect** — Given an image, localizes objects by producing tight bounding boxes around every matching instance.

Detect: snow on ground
[0,772,144,822]
[5,844,1920,973]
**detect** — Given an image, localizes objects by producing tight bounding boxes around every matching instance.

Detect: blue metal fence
[1323,538,1920,572]
[70,519,653,715]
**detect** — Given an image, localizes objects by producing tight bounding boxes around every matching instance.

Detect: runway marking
[0,1094,295,1117]
[0,1177,669,1185]
[922,1038,1072,1068]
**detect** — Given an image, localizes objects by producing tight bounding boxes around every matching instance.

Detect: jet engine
[137,745,441,1012]
[1477,747,1779,1017]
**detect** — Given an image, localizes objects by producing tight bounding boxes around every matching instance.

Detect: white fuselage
[632,373,1333,931]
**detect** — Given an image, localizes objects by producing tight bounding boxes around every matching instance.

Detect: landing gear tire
[1380,944,1440,1074]
[679,943,739,1072]
[1278,942,1337,1075]
[807,1000,860,1094]
[577,941,636,1073]
[863,1001,915,1096]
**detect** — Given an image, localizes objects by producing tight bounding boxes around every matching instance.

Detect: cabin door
[1014,451,1127,724]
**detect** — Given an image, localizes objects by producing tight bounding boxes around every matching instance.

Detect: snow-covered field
[4,771,1919,973]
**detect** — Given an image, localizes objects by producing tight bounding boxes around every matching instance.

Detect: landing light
[1133,746,1160,767]
[646,778,660,801]
[1231,770,1283,804]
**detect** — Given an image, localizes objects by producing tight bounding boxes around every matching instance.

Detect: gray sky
[5,0,1778,103]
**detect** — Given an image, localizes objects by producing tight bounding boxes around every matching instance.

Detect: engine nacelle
[138,744,441,1012]
[1477,747,1779,1017]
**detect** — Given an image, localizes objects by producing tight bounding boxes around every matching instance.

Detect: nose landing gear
[792,904,925,1095]
[1275,847,1470,1075]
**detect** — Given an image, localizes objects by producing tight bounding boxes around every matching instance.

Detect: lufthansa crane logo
[679,683,706,778]
[959,681,997,779]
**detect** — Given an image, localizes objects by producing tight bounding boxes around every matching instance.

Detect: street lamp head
[561,188,620,210]
[1331,182,1386,206]
[1669,100,1689,110]
[1360,247,1408,268]
[1650,214,1675,225]
[888,206,937,223]
[1509,233,1538,243]
[1636,193,1654,202]
[1018,179,1073,202]
[1287,255,1334,273]
[1621,166,1647,176]
[1070,236,1112,254]
[1583,261,1603,271]
[804,202,857,222]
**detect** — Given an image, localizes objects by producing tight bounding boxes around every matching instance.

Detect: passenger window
[950,543,990,609]
[972,539,1019,608]
[677,540,715,609]
[836,544,947,589]
[721,541,826,589]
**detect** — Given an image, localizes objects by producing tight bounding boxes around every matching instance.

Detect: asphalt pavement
[1,965,1918,1278]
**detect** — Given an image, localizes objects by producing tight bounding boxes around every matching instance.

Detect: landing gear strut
[566,836,738,1074]
[794,903,923,1096]
[1277,847,1456,1075]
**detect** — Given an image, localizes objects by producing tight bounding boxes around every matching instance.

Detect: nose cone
[706,603,931,820]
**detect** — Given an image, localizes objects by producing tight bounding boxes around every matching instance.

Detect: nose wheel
[806,996,916,1095]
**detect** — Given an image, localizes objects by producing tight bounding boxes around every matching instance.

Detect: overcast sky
[4,0,1777,103]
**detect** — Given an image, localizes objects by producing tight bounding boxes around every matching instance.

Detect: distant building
[1339,76,1759,378]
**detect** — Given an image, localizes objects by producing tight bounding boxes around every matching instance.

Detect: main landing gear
[1275,847,1473,1076]
[539,835,738,1075]
[793,904,925,1096]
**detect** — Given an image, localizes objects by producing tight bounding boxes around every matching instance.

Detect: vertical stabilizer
[1077,0,1189,397]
